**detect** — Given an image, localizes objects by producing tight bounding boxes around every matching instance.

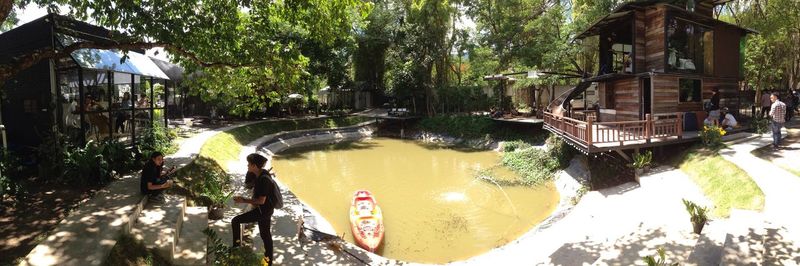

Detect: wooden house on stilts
[544,0,756,155]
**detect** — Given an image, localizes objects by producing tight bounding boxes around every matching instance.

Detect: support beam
[614,149,632,162]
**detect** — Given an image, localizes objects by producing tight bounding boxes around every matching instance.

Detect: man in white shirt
[720,107,737,130]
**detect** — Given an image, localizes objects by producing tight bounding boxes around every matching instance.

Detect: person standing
[232,153,276,265]
[769,92,787,149]
[761,91,772,118]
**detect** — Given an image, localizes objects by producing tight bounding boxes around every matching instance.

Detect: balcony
[543,111,696,153]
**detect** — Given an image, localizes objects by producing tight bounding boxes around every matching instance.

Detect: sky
[11,3,171,62]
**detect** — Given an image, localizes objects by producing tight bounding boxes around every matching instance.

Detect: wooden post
[676,112,684,139]
[587,116,594,146]
[645,114,651,143]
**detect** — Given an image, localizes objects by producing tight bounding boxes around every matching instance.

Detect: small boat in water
[349,190,384,253]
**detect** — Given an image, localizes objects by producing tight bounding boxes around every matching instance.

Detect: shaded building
[0,14,172,152]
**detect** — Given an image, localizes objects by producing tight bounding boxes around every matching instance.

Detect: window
[679,79,702,102]
[667,17,713,75]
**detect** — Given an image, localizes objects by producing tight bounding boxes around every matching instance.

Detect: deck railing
[543,111,684,148]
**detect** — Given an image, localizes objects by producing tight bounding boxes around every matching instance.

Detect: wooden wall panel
[713,25,742,79]
[634,10,647,73]
[611,78,641,121]
[652,75,679,114]
[649,74,740,114]
[645,7,666,72]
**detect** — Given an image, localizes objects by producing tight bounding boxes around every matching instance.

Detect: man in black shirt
[140,151,174,203]
[232,153,275,265]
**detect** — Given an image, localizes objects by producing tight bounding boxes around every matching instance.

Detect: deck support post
[587,116,593,147]
[676,112,684,139]
[645,114,652,143]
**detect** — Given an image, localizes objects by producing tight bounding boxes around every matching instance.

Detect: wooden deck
[543,111,698,153]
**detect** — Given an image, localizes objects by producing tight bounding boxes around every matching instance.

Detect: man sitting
[140,151,174,203]
[720,107,738,131]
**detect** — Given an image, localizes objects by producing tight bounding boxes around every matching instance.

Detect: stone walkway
[20,121,259,266]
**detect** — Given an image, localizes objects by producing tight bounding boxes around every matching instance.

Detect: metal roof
[71,48,170,79]
[575,0,755,40]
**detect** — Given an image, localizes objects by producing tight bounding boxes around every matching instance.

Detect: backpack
[261,169,284,209]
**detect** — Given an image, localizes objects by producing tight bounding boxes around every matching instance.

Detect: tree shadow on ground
[549,226,701,266]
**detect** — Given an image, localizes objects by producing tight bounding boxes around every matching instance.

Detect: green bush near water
[499,135,576,185]
[418,115,495,139]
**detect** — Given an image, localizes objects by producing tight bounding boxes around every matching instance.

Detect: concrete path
[453,166,716,266]
[208,122,396,265]
[20,121,259,266]
[718,127,800,259]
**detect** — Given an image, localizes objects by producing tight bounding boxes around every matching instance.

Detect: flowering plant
[700,125,726,148]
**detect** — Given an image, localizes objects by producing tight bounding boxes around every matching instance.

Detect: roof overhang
[575,10,635,40]
[72,49,170,79]
[664,4,758,35]
[575,0,754,40]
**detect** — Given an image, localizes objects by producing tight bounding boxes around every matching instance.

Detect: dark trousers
[232,208,273,263]
[762,106,771,118]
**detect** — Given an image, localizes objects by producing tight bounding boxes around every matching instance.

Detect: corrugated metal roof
[71,48,170,79]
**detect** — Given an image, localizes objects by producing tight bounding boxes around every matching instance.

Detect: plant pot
[692,221,705,234]
[209,206,225,220]
[643,165,651,173]
[634,168,643,183]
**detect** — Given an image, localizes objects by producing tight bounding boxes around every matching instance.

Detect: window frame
[664,13,714,75]
[678,78,703,103]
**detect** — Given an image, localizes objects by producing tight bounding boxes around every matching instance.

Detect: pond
[271,138,559,263]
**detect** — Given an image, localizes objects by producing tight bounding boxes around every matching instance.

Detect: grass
[676,147,765,218]
[104,234,171,266]
[199,116,371,170]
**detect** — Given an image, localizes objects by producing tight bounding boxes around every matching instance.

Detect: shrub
[63,140,113,186]
[631,150,653,169]
[501,140,532,152]
[173,156,232,206]
[418,115,495,139]
[699,125,725,148]
[0,150,24,201]
[139,121,178,159]
[546,135,576,168]
[499,134,577,186]
[101,139,139,175]
[204,228,263,265]
[642,247,679,266]
[750,116,769,134]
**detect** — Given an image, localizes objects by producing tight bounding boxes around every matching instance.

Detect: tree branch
[0,40,265,85]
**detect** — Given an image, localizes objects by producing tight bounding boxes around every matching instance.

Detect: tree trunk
[0,0,12,28]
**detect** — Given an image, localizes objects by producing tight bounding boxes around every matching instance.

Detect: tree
[0,0,372,115]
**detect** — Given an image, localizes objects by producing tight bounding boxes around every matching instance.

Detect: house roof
[149,57,185,83]
[0,14,174,79]
[575,0,755,40]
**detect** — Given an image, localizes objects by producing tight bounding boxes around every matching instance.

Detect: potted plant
[631,150,653,182]
[203,176,233,220]
[207,191,233,220]
[642,247,679,266]
[682,199,709,234]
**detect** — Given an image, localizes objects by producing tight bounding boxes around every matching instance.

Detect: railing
[543,111,684,148]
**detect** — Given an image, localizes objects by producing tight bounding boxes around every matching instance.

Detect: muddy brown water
[271,138,558,263]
